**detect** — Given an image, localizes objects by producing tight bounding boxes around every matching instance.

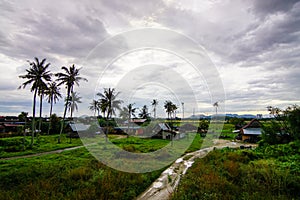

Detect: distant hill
[188,113,257,119]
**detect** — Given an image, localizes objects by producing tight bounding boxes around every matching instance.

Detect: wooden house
[240,119,262,142]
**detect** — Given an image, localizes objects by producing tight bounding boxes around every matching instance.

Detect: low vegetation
[0,135,82,158]
[0,148,163,200]
[172,141,300,200]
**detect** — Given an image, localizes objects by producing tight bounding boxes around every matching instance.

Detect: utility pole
[181,102,184,119]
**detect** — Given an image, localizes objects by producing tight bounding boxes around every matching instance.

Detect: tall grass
[172,142,300,200]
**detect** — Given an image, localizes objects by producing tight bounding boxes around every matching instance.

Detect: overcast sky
[0,0,299,118]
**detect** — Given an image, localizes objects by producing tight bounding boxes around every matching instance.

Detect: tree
[55,64,87,143]
[97,88,122,119]
[164,100,177,120]
[164,100,173,119]
[120,103,137,137]
[267,105,300,140]
[139,105,150,119]
[45,82,62,135]
[151,99,158,119]
[66,92,82,118]
[213,102,219,116]
[89,100,99,116]
[18,57,51,147]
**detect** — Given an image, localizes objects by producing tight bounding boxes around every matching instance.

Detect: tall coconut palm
[99,98,108,118]
[37,84,49,136]
[139,105,150,119]
[164,100,173,119]
[151,99,158,119]
[119,103,137,138]
[213,101,219,116]
[45,82,61,135]
[55,64,87,143]
[89,100,99,116]
[97,88,122,119]
[66,91,82,118]
[18,57,51,147]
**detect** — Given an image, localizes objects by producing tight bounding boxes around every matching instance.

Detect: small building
[151,123,185,140]
[240,119,262,142]
[114,124,143,136]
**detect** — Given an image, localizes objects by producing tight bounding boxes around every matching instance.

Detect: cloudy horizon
[0,0,299,118]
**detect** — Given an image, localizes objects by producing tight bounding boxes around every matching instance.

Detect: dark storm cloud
[252,0,300,17]
[0,0,109,61]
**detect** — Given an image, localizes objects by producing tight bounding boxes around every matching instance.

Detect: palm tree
[55,64,87,143]
[171,103,178,119]
[99,98,108,118]
[151,99,158,119]
[119,103,137,138]
[164,100,173,119]
[139,105,150,119]
[45,82,61,135]
[89,100,99,116]
[18,57,51,147]
[66,92,82,118]
[97,88,122,119]
[37,83,49,136]
[213,101,219,116]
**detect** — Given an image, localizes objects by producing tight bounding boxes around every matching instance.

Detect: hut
[240,119,262,142]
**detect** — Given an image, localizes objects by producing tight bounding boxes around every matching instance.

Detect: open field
[0,147,164,200]
[0,135,82,158]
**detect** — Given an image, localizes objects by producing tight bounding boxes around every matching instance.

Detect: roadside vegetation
[172,142,300,200]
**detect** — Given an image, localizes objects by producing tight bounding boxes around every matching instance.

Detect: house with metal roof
[240,119,262,142]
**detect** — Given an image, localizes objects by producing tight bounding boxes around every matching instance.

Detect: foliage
[18,57,52,147]
[0,148,163,200]
[262,105,300,145]
[172,142,300,200]
[97,88,123,119]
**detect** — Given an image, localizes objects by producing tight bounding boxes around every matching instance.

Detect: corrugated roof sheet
[69,123,90,132]
[243,128,261,135]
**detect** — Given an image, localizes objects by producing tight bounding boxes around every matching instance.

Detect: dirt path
[0,145,84,161]
[136,140,256,200]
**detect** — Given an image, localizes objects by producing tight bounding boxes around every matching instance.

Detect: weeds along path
[0,145,85,161]
[136,140,256,200]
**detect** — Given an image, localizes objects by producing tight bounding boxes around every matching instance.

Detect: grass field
[0,147,164,200]
[0,134,82,158]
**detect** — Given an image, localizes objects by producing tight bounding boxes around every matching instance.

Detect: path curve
[0,145,84,161]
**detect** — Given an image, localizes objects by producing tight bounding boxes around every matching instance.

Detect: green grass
[0,134,82,158]
[110,136,170,153]
[172,142,300,200]
[0,147,163,200]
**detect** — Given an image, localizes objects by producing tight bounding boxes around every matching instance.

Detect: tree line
[18,57,87,145]
[18,57,181,146]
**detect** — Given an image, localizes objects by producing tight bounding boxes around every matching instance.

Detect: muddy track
[136,140,256,200]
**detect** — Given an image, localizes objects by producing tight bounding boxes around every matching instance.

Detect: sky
[0,0,299,118]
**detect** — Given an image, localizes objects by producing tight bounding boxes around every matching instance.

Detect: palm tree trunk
[47,98,53,135]
[31,88,37,147]
[38,94,43,140]
[58,88,70,143]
